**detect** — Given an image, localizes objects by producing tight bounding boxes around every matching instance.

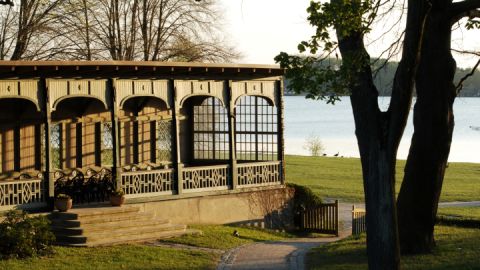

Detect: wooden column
[43,78,54,205]
[13,126,20,171]
[75,122,82,168]
[94,122,102,166]
[227,80,238,189]
[276,80,285,184]
[0,131,2,174]
[34,124,42,171]
[171,79,182,194]
[109,79,121,189]
[133,115,139,164]
[149,121,156,163]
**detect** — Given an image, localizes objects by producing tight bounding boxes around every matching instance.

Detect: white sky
[219,0,480,69]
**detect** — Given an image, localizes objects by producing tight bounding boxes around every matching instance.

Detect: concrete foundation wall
[130,186,293,227]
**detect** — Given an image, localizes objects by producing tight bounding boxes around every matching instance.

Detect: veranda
[0,61,285,211]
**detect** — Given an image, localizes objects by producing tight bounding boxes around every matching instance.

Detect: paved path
[217,203,353,270]
[217,234,348,270]
[217,201,480,270]
[438,201,480,207]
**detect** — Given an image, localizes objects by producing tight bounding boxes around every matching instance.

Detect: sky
[218,0,480,69]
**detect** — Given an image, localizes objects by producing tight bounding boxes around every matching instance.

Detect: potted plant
[110,189,125,206]
[54,194,72,212]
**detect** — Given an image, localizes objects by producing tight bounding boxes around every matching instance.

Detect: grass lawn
[286,155,480,202]
[438,206,480,220]
[0,245,217,270]
[163,224,292,250]
[307,225,480,270]
[0,225,291,270]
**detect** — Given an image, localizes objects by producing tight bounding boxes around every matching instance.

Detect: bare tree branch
[456,57,480,93]
[451,0,480,23]
[0,0,13,6]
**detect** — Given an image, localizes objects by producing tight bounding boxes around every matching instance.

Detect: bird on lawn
[334,152,339,157]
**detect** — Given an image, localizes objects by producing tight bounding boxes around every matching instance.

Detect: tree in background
[56,0,238,61]
[0,0,238,62]
[0,0,62,60]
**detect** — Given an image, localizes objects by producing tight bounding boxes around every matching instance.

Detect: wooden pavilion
[0,61,285,211]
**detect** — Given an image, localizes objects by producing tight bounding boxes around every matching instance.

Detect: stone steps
[52,218,173,236]
[50,206,192,247]
[50,212,155,227]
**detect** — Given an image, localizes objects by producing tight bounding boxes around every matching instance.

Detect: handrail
[182,164,230,171]
[121,168,173,176]
[0,177,43,184]
[237,161,280,167]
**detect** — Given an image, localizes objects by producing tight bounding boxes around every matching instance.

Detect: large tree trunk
[334,0,428,267]
[335,19,401,270]
[349,74,401,270]
[397,3,456,254]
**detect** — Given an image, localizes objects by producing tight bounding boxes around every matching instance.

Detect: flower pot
[55,198,73,212]
[110,195,125,206]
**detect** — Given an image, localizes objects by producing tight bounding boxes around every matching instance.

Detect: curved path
[217,201,480,270]
[217,234,349,270]
[217,203,353,270]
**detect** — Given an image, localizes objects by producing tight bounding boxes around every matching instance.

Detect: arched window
[235,96,278,161]
[192,97,229,160]
[120,97,172,166]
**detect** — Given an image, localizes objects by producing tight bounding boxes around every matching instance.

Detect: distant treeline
[285,59,480,97]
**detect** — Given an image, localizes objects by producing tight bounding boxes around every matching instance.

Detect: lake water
[284,96,480,163]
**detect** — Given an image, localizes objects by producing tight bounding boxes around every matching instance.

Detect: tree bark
[333,0,429,268]
[397,1,458,254]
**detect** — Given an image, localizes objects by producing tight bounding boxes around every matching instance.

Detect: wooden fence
[301,200,339,236]
[352,205,366,235]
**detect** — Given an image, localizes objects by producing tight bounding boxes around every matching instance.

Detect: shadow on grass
[307,226,480,270]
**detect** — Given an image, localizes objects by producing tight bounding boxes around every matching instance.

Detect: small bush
[0,210,55,259]
[303,135,325,156]
[287,183,323,211]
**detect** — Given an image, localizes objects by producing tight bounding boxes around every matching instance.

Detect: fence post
[352,205,356,235]
[335,200,339,236]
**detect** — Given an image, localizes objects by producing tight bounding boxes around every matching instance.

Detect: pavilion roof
[0,61,284,79]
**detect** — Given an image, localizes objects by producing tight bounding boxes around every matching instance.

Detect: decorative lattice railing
[182,165,229,193]
[120,169,174,198]
[237,161,281,187]
[0,178,47,211]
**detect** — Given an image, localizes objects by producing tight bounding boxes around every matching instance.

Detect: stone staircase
[49,206,191,246]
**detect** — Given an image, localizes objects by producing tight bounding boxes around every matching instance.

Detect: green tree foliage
[285,58,480,97]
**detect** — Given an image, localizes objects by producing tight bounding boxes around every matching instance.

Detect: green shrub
[0,210,55,259]
[287,183,323,211]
